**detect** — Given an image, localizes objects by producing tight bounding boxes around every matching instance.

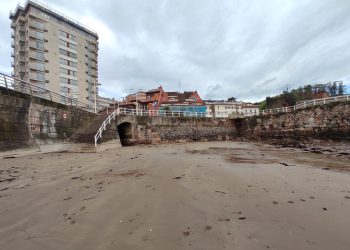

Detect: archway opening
[117,122,133,146]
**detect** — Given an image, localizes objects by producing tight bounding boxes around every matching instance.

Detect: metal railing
[94,108,120,147]
[119,108,207,117]
[0,72,94,112]
[260,95,350,115]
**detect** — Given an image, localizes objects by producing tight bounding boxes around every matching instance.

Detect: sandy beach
[0,141,350,250]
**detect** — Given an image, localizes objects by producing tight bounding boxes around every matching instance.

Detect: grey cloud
[1,0,350,101]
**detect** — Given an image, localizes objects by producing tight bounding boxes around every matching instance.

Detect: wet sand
[0,141,350,250]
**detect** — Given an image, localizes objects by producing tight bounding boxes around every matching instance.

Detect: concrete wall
[0,86,96,151]
[239,103,350,144]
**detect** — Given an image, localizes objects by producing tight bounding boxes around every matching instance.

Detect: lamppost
[129,88,142,115]
[93,79,101,114]
[135,91,138,115]
[116,96,123,110]
[94,80,97,114]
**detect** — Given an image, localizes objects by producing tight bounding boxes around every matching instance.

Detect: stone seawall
[240,103,350,144]
[0,87,96,151]
[133,116,237,144]
[3,84,349,151]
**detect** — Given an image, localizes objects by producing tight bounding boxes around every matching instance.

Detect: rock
[0,177,16,182]
[183,231,190,236]
[3,156,16,159]
[215,190,226,195]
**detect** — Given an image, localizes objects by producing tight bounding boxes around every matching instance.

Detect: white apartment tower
[10,0,99,106]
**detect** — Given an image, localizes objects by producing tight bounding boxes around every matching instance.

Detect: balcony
[19,45,25,53]
[85,45,98,54]
[18,55,26,62]
[19,16,26,23]
[85,62,97,69]
[28,72,46,82]
[11,51,14,57]
[86,87,95,93]
[11,41,15,48]
[28,30,45,41]
[28,41,46,51]
[11,22,16,29]
[29,51,47,62]
[18,66,26,73]
[11,61,14,67]
[18,26,26,33]
[85,70,97,77]
[29,20,44,30]
[19,73,25,80]
[11,32,15,38]
[28,62,47,72]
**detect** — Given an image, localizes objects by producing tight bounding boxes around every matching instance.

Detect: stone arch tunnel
[117,122,133,146]
[115,116,138,147]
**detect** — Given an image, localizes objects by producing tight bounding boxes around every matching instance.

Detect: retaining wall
[0,86,97,151]
[133,116,237,144]
[240,103,350,144]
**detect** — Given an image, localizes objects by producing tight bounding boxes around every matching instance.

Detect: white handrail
[94,108,120,147]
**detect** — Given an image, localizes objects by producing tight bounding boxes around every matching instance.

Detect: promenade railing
[0,72,94,112]
[260,95,350,115]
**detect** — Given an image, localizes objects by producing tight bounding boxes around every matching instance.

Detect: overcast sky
[1,0,350,101]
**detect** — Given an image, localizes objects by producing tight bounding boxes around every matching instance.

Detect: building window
[60,77,69,84]
[32,20,44,30]
[59,48,77,59]
[36,40,44,50]
[60,67,69,75]
[59,30,68,38]
[36,62,45,71]
[36,72,45,81]
[36,51,44,60]
[59,58,68,66]
[69,43,77,50]
[60,77,77,86]
[36,31,44,39]
[59,29,76,41]
[60,67,77,76]
[59,58,77,68]
[59,39,68,47]
[70,34,76,41]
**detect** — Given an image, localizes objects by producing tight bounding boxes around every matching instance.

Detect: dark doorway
[117,122,133,146]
